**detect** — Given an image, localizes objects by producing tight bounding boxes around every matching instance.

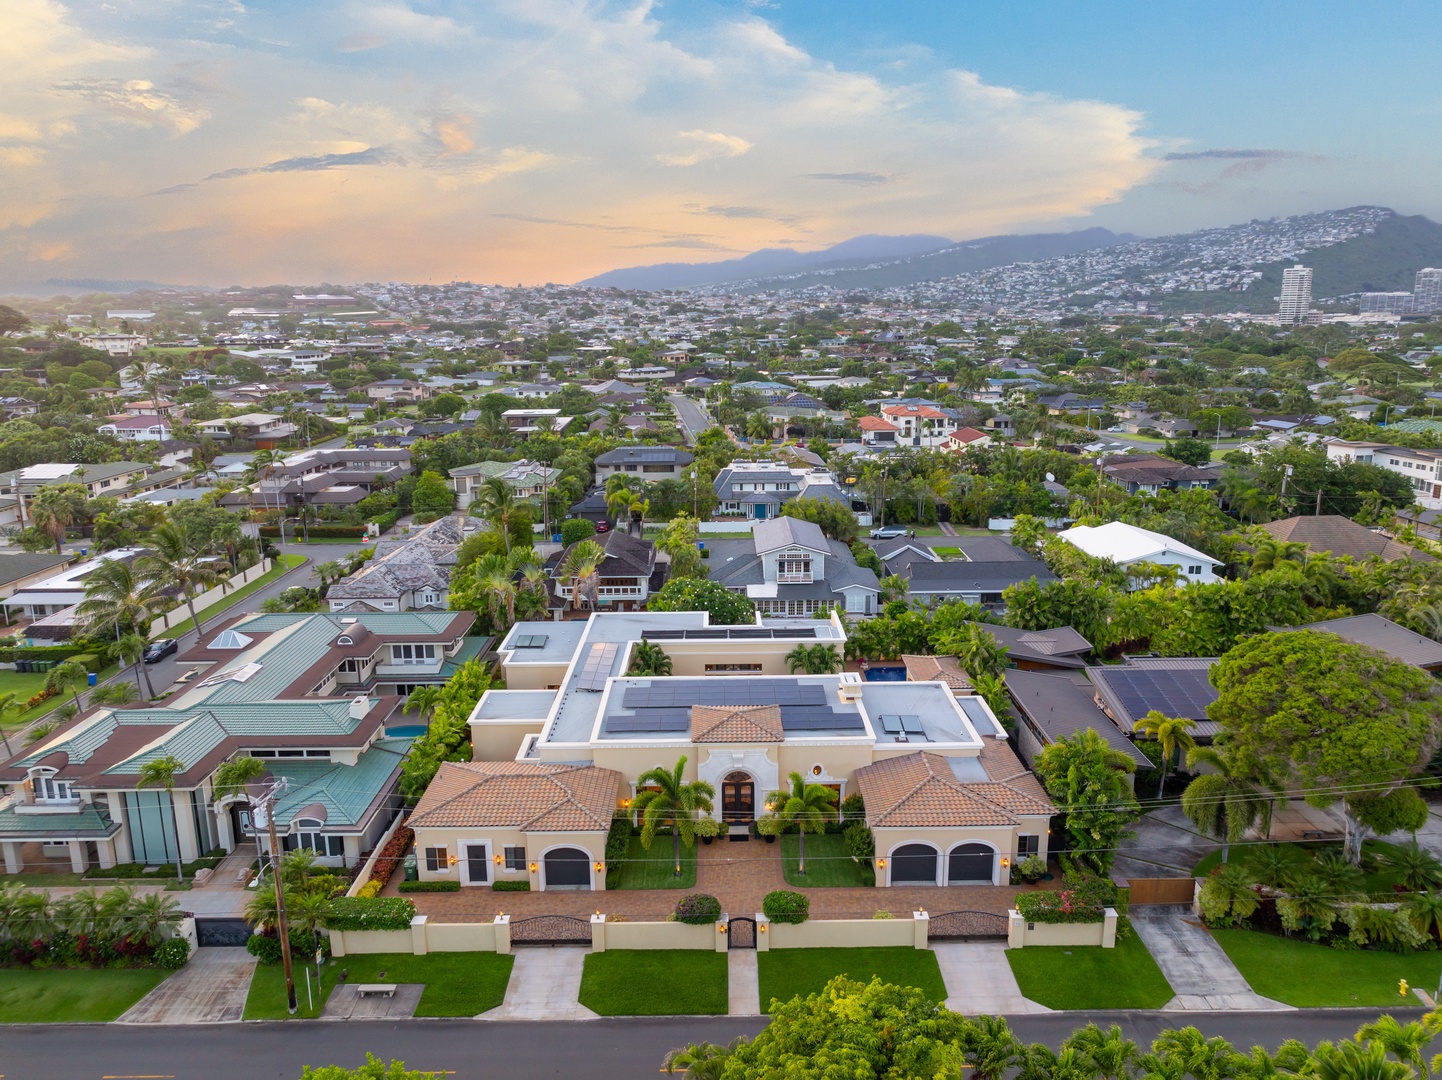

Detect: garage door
[890,844,938,885]
[544,847,591,889]
[948,844,995,884]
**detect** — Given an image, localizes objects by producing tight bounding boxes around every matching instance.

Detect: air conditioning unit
[837,672,863,702]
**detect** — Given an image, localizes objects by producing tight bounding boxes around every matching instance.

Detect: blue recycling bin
[87,673,97,687]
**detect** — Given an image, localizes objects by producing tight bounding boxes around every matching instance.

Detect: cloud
[337,33,385,52]
[1163,148,1309,161]
[464,147,556,185]
[657,129,753,167]
[804,171,890,186]
[55,78,210,134]
[152,147,403,194]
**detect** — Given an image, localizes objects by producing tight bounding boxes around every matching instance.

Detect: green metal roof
[268,737,412,830]
[231,611,460,636]
[440,636,490,677]
[0,804,120,839]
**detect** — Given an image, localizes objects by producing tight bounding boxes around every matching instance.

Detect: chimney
[350,695,371,719]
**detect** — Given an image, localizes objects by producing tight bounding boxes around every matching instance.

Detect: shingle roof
[690,704,784,743]
[854,751,1053,828]
[1282,614,1442,669]
[409,761,621,831]
[1259,515,1431,563]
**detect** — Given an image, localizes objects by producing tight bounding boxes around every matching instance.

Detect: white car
[1107,425,1124,432]
[870,525,909,540]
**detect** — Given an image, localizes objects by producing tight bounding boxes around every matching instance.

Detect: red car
[595,520,610,534]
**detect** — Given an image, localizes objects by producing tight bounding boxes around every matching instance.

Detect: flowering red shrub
[368,824,414,886]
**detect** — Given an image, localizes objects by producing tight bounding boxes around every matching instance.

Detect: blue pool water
[386,724,427,738]
[862,666,907,681]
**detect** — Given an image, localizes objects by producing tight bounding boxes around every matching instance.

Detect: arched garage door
[544,847,590,889]
[890,844,938,885]
[948,844,995,884]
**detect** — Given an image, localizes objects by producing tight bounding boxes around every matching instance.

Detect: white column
[214,804,234,851]
[68,839,86,873]
[2,841,21,874]
[171,790,199,862]
[109,792,133,864]
[97,838,116,870]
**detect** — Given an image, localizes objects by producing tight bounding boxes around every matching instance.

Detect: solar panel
[901,715,925,735]
[512,634,549,649]
[880,715,902,735]
[641,630,685,640]
[1103,668,1216,723]
[605,714,690,733]
[576,642,619,692]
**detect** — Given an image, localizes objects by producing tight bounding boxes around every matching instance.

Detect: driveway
[1114,805,1218,879]
[117,946,258,1024]
[934,942,1050,1015]
[1128,906,1291,1011]
[482,948,596,1021]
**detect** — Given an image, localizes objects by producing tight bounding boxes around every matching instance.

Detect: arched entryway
[542,846,591,890]
[890,843,938,885]
[947,843,996,884]
[721,772,755,823]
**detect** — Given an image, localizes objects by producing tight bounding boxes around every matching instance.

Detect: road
[0,1009,1418,1079]
[668,393,713,444]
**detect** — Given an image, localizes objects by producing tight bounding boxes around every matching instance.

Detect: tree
[473,477,519,554]
[784,643,841,674]
[402,685,444,728]
[137,522,222,637]
[759,771,837,874]
[46,660,89,714]
[90,681,139,707]
[632,755,716,876]
[1034,729,1140,875]
[1133,711,1196,798]
[557,539,607,611]
[1003,579,1112,648]
[411,470,455,517]
[648,578,755,624]
[1181,746,1277,863]
[76,556,167,644]
[559,517,596,546]
[137,754,187,883]
[628,641,673,677]
[655,514,705,580]
[30,482,88,552]
[1209,631,1442,864]
[300,1053,443,1080]
[936,623,1009,681]
[779,497,859,543]
[1161,436,1214,467]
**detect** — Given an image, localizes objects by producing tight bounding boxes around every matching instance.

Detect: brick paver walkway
[399,837,1061,923]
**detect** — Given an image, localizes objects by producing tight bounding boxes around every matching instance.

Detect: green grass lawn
[1005,934,1175,1010]
[244,958,342,1020]
[0,871,89,886]
[930,546,964,559]
[611,835,698,889]
[1212,929,1440,1007]
[758,947,946,1008]
[339,953,514,1016]
[189,554,306,627]
[781,833,869,887]
[0,967,171,1022]
[2,662,121,732]
[579,950,728,1015]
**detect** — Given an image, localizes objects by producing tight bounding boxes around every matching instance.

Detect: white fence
[151,559,275,634]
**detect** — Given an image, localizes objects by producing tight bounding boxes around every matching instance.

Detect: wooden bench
[355,984,397,999]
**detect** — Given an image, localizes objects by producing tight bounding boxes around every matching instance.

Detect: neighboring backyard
[1005,935,1175,1010]
[0,968,171,1023]
[1212,929,1441,1007]
[579,950,728,1015]
[757,947,946,1009]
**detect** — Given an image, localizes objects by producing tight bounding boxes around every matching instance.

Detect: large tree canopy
[1209,631,1442,862]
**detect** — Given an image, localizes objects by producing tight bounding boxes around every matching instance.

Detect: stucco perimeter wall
[330,929,414,956]
[1007,908,1117,949]
[423,921,499,953]
[601,920,717,951]
[768,916,921,950]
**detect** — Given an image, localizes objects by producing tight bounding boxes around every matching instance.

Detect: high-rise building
[1415,268,1442,315]
[1360,292,1414,315]
[1279,264,1313,324]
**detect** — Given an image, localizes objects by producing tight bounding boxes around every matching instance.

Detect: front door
[722,772,754,823]
[462,842,489,885]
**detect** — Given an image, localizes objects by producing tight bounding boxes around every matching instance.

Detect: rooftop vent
[837,672,863,703]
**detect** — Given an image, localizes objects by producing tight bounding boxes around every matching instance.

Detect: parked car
[1107,425,1124,432]
[870,525,909,539]
[143,639,178,663]
[595,520,610,534]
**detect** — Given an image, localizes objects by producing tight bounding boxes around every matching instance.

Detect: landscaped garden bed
[579,950,727,1015]
[757,946,945,1008]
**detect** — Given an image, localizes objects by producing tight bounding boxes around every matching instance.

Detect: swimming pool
[385,724,427,738]
[862,666,907,681]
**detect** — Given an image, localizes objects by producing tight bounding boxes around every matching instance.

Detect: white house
[97,415,172,443]
[1056,521,1221,587]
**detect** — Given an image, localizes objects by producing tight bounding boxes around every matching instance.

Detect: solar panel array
[605,679,865,735]
[512,634,550,648]
[1104,668,1217,722]
[877,714,929,741]
[575,642,620,692]
[641,627,818,642]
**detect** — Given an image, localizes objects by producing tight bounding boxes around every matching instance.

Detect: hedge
[1014,868,1116,925]
[0,644,90,663]
[674,894,722,925]
[324,896,416,931]
[762,890,810,925]
[246,927,332,965]
[370,510,402,533]
[367,825,413,888]
[398,880,460,893]
[604,814,631,889]
[492,881,531,892]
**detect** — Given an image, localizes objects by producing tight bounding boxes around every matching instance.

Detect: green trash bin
[403,853,418,882]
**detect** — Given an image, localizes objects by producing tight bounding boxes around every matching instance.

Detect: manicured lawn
[340,953,513,1016]
[579,950,728,1015]
[781,833,869,887]
[930,546,964,559]
[244,958,341,1020]
[0,967,171,1022]
[758,947,946,1008]
[611,835,698,889]
[188,555,307,627]
[2,663,121,731]
[1005,934,1175,1010]
[0,871,89,886]
[1212,929,1440,1007]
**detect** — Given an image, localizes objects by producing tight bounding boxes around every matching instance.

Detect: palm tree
[558,539,607,611]
[0,883,53,943]
[1379,842,1442,893]
[0,690,22,757]
[116,632,157,701]
[628,641,673,677]
[957,1015,1025,1080]
[1062,1023,1140,1080]
[122,890,184,948]
[90,681,139,707]
[30,483,87,553]
[214,754,267,855]
[1310,1039,1414,1080]
[1249,538,1307,574]
[403,685,445,729]
[662,1040,739,1079]
[474,476,519,553]
[606,486,635,524]
[745,412,771,443]
[137,754,188,883]
[1356,1016,1439,1078]
[761,771,838,874]
[76,554,166,635]
[137,522,221,637]
[1133,711,1197,798]
[473,553,519,630]
[47,660,89,714]
[632,755,716,876]
[943,623,1010,681]
[1181,746,1277,863]
[784,643,842,674]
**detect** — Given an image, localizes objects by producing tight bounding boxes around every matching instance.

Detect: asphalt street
[0,1009,1421,1080]
[668,393,713,444]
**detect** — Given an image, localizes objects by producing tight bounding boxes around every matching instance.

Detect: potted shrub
[694,817,722,846]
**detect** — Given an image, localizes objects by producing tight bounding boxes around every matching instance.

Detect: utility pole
[1280,464,1293,514]
[259,787,297,1015]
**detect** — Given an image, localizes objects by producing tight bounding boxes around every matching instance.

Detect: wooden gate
[1127,877,1197,906]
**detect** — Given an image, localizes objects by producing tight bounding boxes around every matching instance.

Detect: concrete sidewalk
[1129,906,1293,1011]
[481,948,597,1021]
[728,951,760,1016]
[117,947,257,1024]
[933,942,1051,1015]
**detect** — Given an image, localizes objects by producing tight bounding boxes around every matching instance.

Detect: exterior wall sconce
[758,924,768,933]
[447,855,458,866]
[620,798,632,809]
[1000,857,1011,868]
[764,802,775,812]
[529,862,538,873]
[876,858,886,868]
[811,764,823,777]
[493,854,503,864]
[717,924,728,934]
[594,861,605,873]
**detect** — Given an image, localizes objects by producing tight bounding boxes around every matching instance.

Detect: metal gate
[509,915,592,946]
[727,916,756,950]
[195,917,252,948]
[927,910,1008,941]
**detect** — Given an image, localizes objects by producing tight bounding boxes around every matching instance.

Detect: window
[338,658,362,673]
[1187,564,1202,575]
[504,846,527,871]
[705,663,763,673]
[32,773,72,802]
[425,846,449,872]
[1018,834,1040,857]
[391,643,437,665]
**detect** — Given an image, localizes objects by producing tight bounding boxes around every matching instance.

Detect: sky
[2,0,1440,290]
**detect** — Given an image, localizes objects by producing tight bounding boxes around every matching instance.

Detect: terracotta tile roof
[690,704,784,743]
[900,654,972,691]
[882,403,948,420]
[854,750,1053,828]
[948,426,991,443]
[409,761,621,831]
[859,415,898,431]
